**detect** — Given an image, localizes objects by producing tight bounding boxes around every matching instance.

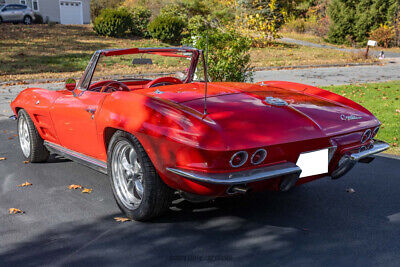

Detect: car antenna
[203,26,209,115]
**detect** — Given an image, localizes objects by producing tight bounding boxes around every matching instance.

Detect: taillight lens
[361,129,371,143]
[230,151,248,168]
[371,127,380,139]
[251,149,267,165]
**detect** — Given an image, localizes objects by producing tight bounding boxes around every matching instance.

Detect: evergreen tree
[328,0,397,45]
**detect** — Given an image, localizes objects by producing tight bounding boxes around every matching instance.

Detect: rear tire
[107,131,173,221]
[0,17,3,24]
[17,109,49,163]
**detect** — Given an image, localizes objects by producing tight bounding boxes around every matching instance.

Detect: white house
[1,0,91,24]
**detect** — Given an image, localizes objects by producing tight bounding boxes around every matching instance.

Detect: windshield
[90,51,194,85]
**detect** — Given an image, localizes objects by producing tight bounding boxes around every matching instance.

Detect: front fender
[11,88,60,143]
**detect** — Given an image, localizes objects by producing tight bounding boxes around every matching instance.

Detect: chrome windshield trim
[76,51,101,91]
[167,162,301,185]
[350,140,390,161]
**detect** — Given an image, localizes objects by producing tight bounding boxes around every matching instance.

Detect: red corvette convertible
[11,47,389,220]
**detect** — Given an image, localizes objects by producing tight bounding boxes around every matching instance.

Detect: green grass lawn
[323,81,400,155]
[0,24,375,82]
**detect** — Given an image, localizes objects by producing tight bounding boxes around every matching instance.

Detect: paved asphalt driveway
[1,118,400,267]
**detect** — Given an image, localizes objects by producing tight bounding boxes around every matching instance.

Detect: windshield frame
[76,47,200,93]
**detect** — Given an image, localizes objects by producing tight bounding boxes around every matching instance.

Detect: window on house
[32,0,39,11]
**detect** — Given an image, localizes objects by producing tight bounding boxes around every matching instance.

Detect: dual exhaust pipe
[227,173,300,195]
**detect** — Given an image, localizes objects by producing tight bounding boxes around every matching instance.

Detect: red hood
[138,82,379,148]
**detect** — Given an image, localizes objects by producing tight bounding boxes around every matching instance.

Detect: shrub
[284,18,306,33]
[159,2,187,19]
[128,6,151,37]
[90,0,123,21]
[187,15,207,36]
[187,29,252,82]
[283,15,330,37]
[370,24,395,48]
[147,14,186,44]
[93,8,133,37]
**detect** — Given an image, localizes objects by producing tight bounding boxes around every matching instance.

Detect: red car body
[11,47,389,200]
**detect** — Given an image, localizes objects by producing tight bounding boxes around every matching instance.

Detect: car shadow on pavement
[0,157,400,266]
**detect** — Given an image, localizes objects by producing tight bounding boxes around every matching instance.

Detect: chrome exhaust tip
[279,173,299,192]
[227,185,250,195]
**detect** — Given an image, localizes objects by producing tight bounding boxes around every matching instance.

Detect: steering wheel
[99,81,130,93]
[145,77,183,88]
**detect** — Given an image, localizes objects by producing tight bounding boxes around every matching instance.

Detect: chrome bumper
[349,140,390,161]
[331,140,389,179]
[167,162,301,185]
[168,140,389,185]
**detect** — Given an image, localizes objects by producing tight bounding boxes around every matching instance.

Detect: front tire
[17,109,49,162]
[107,131,173,221]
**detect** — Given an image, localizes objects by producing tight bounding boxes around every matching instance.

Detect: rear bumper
[167,162,301,185]
[331,140,389,179]
[348,140,390,161]
[167,140,389,186]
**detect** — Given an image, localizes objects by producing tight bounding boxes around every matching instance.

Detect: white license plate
[296,148,329,178]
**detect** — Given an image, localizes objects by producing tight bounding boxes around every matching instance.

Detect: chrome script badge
[340,114,362,121]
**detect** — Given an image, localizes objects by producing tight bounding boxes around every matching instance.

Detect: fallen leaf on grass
[9,208,24,214]
[68,184,83,190]
[81,188,92,194]
[17,181,32,187]
[346,188,355,194]
[114,217,131,222]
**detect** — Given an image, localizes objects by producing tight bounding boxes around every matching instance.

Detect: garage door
[60,1,83,25]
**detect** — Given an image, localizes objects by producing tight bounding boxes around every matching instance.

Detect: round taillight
[368,142,374,150]
[230,151,248,168]
[361,129,371,143]
[251,149,267,165]
[371,127,380,139]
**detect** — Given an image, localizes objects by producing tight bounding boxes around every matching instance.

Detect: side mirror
[65,78,76,91]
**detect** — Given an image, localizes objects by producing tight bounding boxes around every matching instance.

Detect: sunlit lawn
[0,24,375,82]
[250,41,373,68]
[323,81,400,155]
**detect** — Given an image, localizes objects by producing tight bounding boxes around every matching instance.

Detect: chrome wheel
[24,16,32,25]
[18,116,31,158]
[111,140,144,210]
